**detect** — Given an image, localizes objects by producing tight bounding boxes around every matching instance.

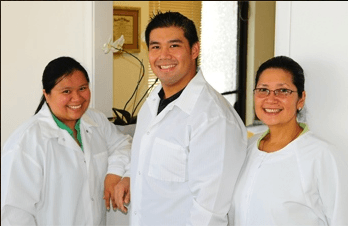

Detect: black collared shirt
[157,88,185,115]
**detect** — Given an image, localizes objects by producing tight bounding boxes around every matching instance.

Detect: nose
[71,91,83,101]
[159,47,171,60]
[265,91,278,102]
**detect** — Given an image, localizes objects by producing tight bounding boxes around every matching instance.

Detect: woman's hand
[104,174,122,211]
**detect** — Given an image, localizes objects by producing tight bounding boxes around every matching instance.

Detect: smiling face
[44,70,90,129]
[148,26,199,97]
[254,68,305,128]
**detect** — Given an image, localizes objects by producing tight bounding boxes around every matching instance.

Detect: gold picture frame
[113,6,141,53]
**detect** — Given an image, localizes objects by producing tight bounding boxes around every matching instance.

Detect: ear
[297,91,306,110]
[43,89,49,103]
[191,42,200,60]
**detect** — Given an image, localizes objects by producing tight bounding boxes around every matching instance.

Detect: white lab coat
[129,69,247,226]
[1,103,132,226]
[229,129,348,225]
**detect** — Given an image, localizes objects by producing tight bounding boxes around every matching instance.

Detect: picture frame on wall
[113,6,141,53]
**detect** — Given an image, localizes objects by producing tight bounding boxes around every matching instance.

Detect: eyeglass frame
[253,88,298,97]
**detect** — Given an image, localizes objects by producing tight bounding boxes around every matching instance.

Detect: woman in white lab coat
[1,56,132,225]
[229,56,348,225]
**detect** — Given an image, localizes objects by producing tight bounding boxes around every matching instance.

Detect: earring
[298,108,302,111]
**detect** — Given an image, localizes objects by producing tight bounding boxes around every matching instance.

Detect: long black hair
[34,56,89,114]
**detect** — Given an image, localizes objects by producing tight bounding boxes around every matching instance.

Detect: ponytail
[34,95,46,115]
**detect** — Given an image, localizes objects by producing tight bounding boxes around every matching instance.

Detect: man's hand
[114,177,130,213]
[104,174,122,211]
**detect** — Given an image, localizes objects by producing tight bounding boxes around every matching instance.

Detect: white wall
[94,2,114,118]
[1,2,113,147]
[275,1,348,160]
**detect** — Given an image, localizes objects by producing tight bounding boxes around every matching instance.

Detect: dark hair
[255,56,305,98]
[145,11,199,49]
[35,56,89,114]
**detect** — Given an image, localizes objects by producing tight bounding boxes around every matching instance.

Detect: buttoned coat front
[1,103,132,225]
[129,70,247,226]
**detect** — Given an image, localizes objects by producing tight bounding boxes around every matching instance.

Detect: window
[200,2,239,109]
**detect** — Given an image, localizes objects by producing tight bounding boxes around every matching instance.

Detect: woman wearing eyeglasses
[229,56,348,225]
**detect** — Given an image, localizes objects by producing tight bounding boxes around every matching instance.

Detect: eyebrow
[58,83,89,90]
[149,39,183,45]
[168,39,183,43]
[258,83,291,87]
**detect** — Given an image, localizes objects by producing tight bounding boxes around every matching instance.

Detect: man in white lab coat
[115,11,247,225]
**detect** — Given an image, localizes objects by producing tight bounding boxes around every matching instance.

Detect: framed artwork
[113,6,141,53]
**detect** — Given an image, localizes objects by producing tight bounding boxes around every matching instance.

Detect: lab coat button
[134,211,137,215]
[86,130,88,133]
[138,171,141,175]
[91,198,94,201]
[146,131,150,135]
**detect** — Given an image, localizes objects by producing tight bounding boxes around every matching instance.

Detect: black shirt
[157,88,185,115]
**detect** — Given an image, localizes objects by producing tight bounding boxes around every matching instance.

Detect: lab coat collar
[37,103,98,138]
[147,68,205,116]
[81,111,99,130]
[36,103,63,138]
[147,82,163,116]
[175,68,205,115]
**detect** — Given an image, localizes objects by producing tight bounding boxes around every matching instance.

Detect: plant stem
[113,47,145,120]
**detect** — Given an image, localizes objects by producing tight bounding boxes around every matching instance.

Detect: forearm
[106,130,132,176]
[187,167,234,226]
[107,136,131,173]
[187,119,246,225]
[1,206,37,226]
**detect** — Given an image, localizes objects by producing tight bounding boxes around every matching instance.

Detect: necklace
[260,126,302,151]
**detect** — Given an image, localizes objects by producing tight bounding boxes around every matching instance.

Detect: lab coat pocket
[148,138,187,182]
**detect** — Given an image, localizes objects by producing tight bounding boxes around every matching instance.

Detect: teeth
[160,65,175,69]
[69,105,82,109]
[265,108,281,113]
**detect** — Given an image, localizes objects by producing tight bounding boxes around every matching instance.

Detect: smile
[264,108,281,113]
[159,65,175,69]
[68,105,82,109]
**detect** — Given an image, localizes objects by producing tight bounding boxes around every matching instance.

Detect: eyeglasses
[253,88,298,98]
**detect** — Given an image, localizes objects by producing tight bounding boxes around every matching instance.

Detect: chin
[257,117,279,126]
[69,110,85,119]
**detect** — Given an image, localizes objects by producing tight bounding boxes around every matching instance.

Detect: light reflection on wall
[201,1,238,106]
